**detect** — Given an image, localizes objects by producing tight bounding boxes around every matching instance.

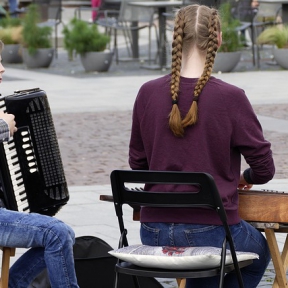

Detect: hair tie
[172,99,178,105]
[193,96,199,102]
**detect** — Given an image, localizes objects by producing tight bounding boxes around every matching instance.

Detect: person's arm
[128,95,149,170]
[232,92,275,185]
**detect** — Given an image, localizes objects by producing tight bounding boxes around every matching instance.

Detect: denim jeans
[0,208,79,288]
[8,0,17,13]
[141,220,270,288]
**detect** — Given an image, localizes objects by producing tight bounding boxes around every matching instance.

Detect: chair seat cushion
[109,244,259,270]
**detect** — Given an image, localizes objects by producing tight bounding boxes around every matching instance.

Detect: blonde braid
[182,9,219,128]
[169,8,185,137]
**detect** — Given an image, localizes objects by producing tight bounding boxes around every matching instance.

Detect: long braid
[182,8,219,128]
[169,9,185,137]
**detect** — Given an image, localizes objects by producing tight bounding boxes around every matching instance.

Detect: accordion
[0,88,69,216]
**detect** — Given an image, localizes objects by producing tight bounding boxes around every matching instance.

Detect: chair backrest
[33,0,62,22]
[110,170,247,287]
[100,0,121,11]
[110,170,229,239]
[47,0,62,21]
[117,0,155,23]
[230,0,257,22]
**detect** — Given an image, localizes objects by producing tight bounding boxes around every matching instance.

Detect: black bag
[73,235,163,288]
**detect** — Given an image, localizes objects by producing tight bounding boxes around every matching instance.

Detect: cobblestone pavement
[53,107,288,187]
[54,111,132,186]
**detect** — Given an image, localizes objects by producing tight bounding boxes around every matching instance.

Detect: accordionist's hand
[0,112,17,136]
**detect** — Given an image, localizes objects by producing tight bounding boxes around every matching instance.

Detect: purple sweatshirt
[129,74,275,225]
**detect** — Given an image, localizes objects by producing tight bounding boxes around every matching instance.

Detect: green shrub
[257,25,288,49]
[0,16,22,28]
[0,15,23,45]
[218,2,244,52]
[21,4,52,55]
[63,18,110,60]
[0,26,22,44]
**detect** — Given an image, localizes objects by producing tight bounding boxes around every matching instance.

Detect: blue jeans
[0,208,79,288]
[141,220,270,288]
[8,0,17,13]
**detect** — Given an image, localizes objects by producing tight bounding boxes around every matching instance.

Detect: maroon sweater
[129,75,275,225]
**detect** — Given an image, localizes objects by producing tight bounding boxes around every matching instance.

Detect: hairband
[172,97,198,105]
[193,96,199,102]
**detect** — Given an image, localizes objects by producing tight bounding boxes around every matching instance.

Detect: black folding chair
[96,0,158,64]
[110,170,254,288]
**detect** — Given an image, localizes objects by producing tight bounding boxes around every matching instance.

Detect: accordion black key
[0,88,69,216]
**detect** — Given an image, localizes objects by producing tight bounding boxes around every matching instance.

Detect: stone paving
[3,7,288,286]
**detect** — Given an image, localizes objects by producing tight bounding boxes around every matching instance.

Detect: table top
[129,1,183,8]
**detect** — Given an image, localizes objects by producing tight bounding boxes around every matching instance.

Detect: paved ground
[3,48,286,287]
[2,7,288,286]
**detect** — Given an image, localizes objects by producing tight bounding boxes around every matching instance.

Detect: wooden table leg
[176,278,186,288]
[282,235,288,272]
[264,229,288,287]
[272,233,288,288]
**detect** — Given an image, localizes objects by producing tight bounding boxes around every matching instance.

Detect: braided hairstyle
[169,5,221,137]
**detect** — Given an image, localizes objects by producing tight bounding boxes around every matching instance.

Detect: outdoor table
[129,1,183,70]
[258,0,288,23]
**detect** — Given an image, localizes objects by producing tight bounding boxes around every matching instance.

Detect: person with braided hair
[128,4,275,287]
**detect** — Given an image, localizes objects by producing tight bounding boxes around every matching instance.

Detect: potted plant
[21,3,54,68]
[213,2,244,73]
[62,18,113,72]
[257,24,288,69]
[0,17,23,63]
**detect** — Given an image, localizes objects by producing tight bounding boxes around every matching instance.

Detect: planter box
[2,44,23,64]
[22,48,54,68]
[80,51,114,72]
[273,48,288,70]
[213,51,241,73]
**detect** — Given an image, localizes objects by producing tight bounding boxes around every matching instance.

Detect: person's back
[130,74,273,225]
[129,4,274,288]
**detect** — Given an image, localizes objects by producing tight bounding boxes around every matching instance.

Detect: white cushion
[109,244,258,270]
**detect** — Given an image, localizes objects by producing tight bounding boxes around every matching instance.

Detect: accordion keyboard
[0,88,69,216]
[0,98,29,212]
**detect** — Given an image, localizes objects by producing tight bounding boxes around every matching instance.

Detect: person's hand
[0,111,17,136]
[238,171,253,190]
